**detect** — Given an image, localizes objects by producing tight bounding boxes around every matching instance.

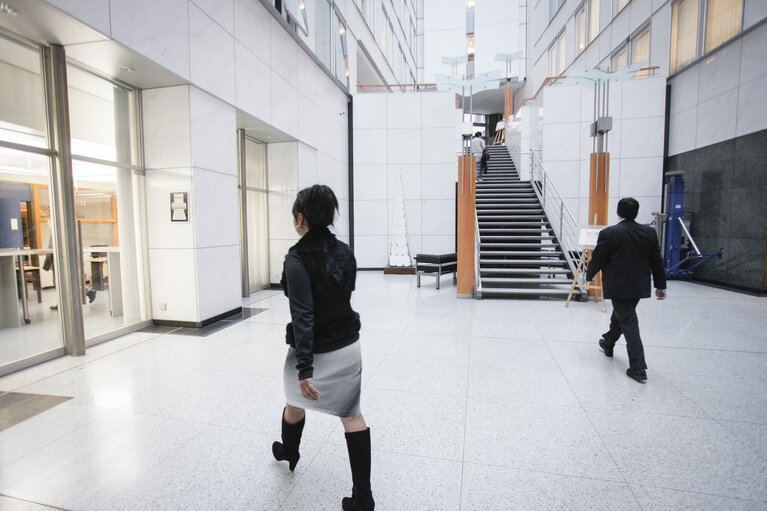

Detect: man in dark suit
[586,198,667,383]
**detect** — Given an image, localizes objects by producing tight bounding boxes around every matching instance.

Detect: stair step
[482,244,559,250]
[481,268,571,275]
[480,259,567,266]
[480,252,564,258]
[481,277,572,284]
[479,287,574,297]
[479,221,549,227]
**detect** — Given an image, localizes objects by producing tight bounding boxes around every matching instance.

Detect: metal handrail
[529,149,580,280]
[474,205,482,297]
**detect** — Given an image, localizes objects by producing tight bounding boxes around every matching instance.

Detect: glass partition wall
[0,32,149,375]
[238,133,270,295]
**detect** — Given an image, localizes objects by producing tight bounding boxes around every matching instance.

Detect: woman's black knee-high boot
[272,408,305,471]
[342,428,374,511]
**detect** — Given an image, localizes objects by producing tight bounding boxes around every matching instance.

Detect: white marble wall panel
[316,152,335,188]
[421,235,455,254]
[355,201,388,235]
[670,64,700,115]
[619,157,663,198]
[744,0,767,29]
[695,89,738,148]
[543,87,581,124]
[421,199,455,236]
[270,72,299,138]
[650,4,672,74]
[620,117,664,158]
[233,0,270,64]
[298,94,318,149]
[633,195,662,224]
[387,200,422,236]
[190,87,237,176]
[736,78,767,137]
[296,52,318,104]
[334,159,350,201]
[668,107,698,156]
[189,4,236,104]
[388,129,422,165]
[697,40,741,104]
[542,123,581,161]
[192,168,239,249]
[421,164,456,200]
[354,94,388,129]
[388,164,422,201]
[297,143,318,189]
[387,94,421,129]
[192,0,234,34]
[47,0,111,36]
[315,110,336,158]
[149,248,199,321]
[740,23,767,84]
[110,0,190,79]
[422,128,458,164]
[421,93,456,128]
[335,122,350,164]
[621,77,665,119]
[610,9,631,50]
[542,161,580,198]
[196,245,241,321]
[629,0,652,33]
[353,129,388,165]
[267,142,298,192]
[268,191,299,241]
[269,17,299,85]
[234,43,271,122]
[142,87,191,169]
[354,165,388,201]
[354,236,388,267]
[145,168,194,249]
[335,199,350,237]
[269,239,294,283]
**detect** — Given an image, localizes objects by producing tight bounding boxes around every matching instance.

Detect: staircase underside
[476,145,580,300]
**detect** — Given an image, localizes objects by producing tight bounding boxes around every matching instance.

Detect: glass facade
[671,0,699,72]
[705,0,743,52]
[244,138,269,292]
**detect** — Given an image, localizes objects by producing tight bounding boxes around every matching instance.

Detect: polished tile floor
[1,273,766,510]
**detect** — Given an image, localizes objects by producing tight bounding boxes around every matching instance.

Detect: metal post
[559,202,564,239]
[43,45,85,356]
[237,130,250,298]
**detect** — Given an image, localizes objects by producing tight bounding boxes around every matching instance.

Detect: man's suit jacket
[586,219,666,300]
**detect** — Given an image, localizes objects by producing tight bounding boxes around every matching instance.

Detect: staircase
[476,145,579,299]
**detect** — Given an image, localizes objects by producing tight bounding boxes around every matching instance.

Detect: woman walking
[272,184,374,511]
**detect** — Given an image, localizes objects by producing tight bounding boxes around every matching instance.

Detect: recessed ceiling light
[0,3,19,15]
[118,65,135,72]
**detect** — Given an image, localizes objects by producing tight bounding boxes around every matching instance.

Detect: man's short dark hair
[475,131,482,137]
[617,197,639,221]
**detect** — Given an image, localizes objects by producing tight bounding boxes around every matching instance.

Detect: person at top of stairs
[470,131,487,181]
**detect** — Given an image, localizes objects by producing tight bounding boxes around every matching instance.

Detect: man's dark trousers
[603,298,646,370]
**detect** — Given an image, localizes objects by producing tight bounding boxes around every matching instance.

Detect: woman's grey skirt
[283,340,362,418]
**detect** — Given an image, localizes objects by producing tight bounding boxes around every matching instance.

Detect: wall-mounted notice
[170,192,188,222]
[578,225,605,248]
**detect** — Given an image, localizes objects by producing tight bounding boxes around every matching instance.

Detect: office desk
[0,249,52,327]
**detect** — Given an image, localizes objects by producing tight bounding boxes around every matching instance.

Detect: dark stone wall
[665,129,767,294]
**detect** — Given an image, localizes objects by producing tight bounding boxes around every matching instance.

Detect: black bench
[415,253,458,289]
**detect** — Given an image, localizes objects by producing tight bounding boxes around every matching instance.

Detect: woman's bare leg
[341,413,367,433]
[285,404,305,424]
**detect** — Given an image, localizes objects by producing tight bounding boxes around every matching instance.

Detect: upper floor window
[670,0,743,73]
[588,0,599,43]
[705,0,743,52]
[548,30,567,76]
[575,5,586,54]
[549,0,566,21]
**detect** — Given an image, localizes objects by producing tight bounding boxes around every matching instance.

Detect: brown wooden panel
[457,155,476,296]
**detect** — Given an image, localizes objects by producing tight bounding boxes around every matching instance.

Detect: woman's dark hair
[617,197,639,221]
[475,131,482,137]
[292,184,339,228]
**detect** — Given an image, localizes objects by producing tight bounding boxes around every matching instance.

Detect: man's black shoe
[599,338,613,357]
[626,368,647,383]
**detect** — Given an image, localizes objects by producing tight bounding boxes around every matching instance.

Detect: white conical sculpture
[389,175,413,267]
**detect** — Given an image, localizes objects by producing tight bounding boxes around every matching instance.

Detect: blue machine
[660,171,723,279]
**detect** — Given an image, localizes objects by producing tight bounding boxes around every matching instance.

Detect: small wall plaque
[170,192,188,222]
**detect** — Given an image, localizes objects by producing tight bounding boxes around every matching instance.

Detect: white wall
[475,0,524,79]
[423,0,466,83]
[43,0,352,318]
[668,21,767,156]
[536,76,665,229]
[353,92,461,267]
[142,85,241,324]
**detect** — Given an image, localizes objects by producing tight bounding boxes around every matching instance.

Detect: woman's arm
[285,252,315,380]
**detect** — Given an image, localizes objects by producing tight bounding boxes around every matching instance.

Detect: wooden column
[504,87,514,122]
[457,155,476,298]
[588,152,610,297]
[587,152,610,226]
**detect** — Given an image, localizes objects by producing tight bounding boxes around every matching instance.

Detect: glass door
[0,34,64,371]
[66,64,149,342]
[243,137,269,293]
